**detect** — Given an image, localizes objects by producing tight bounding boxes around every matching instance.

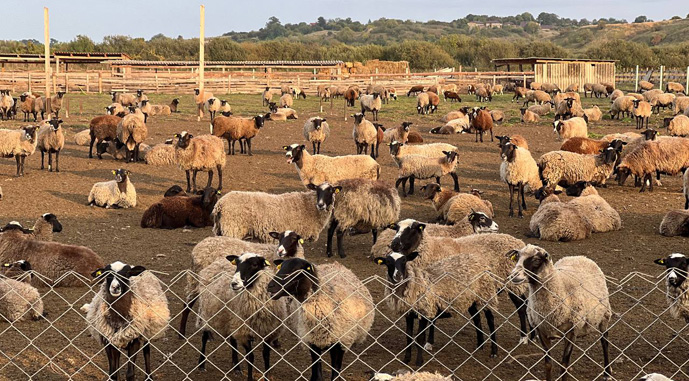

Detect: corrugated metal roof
[108,60,344,67]
[492,57,616,64]
[54,52,130,59]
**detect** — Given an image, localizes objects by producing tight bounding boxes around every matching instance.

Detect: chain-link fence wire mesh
[0,266,686,381]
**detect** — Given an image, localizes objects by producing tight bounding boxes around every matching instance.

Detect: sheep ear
[654,258,666,266]
[91,268,105,278]
[226,255,239,265]
[111,170,116,175]
[268,232,280,240]
[407,252,420,261]
[306,183,318,191]
[374,257,387,266]
[506,250,519,262]
[129,266,146,277]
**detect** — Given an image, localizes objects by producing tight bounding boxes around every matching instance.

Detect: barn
[492,57,616,91]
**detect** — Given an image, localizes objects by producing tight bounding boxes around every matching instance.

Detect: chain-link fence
[0,265,685,381]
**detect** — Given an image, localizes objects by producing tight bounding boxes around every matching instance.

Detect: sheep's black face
[443,151,458,164]
[42,213,63,233]
[113,169,129,183]
[22,126,38,142]
[164,185,186,197]
[600,147,618,165]
[48,119,63,131]
[500,143,517,162]
[20,94,27,102]
[372,92,380,99]
[552,121,562,134]
[284,144,305,164]
[92,261,146,299]
[565,181,591,197]
[194,89,200,95]
[207,98,215,106]
[201,187,220,208]
[390,219,426,255]
[269,231,304,258]
[655,254,689,288]
[509,246,550,285]
[565,98,574,108]
[617,167,632,186]
[632,99,641,108]
[495,135,509,148]
[374,252,418,285]
[1,260,32,280]
[353,113,365,124]
[308,182,341,211]
[419,183,441,200]
[57,91,65,98]
[172,98,179,105]
[642,129,658,141]
[141,100,149,106]
[176,132,192,149]
[111,93,117,102]
[227,253,270,291]
[402,121,412,131]
[608,139,627,153]
[105,106,114,115]
[312,118,325,130]
[128,106,137,114]
[254,115,266,128]
[267,258,316,301]
[137,90,143,97]
[269,102,278,112]
[467,211,498,233]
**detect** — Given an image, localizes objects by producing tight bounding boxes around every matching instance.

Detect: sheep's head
[105,106,115,115]
[112,168,130,183]
[226,253,271,291]
[500,142,517,162]
[519,108,527,116]
[642,129,658,141]
[312,117,326,130]
[353,113,365,124]
[41,213,63,233]
[388,141,403,156]
[193,88,200,95]
[57,91,66,98]
[443,150,459,164]
[128,105,137,114]
[110,92,117,102]
[175,131,192,149]
[508,244,551,285]
[136,90,144,97]
[254,115,266,128]
[599,146,619,165]
[534,184,560,202]
[372,92,380,99]
[48,119,63,131]
[616,165,632,186]
[207,98,215,105]
[552,121,563,134]
[389,219,426,255]
[92,261,146,299]
[21,126,38,142]
[565,98,575,108]
[141,100,149,106]
[496,135,510,148]
[608,139,627,153]
[308,182,341,212]
[632,99,642,109]
[171,98,180,105]
[201,187,220,209]
[1,260,33,283]
[269,230,304,258]
[401,121,412,131]
[163,185,186,198]
[374,252,418,284]
[267,258,318,301]
[20,94,27,102]
[565,181,593,197]
[283,144,305,164]
[655,254,689,289]
[467,210,498,234]
[419,183,442,200]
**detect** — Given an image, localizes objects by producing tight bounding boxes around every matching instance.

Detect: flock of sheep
[0,74,688,381]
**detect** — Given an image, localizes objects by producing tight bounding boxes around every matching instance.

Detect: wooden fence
[616,66,689,91]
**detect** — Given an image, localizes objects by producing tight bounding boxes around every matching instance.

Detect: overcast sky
[4,0,685,42]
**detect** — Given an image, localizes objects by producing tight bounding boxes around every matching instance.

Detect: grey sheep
[659,210,689,237]
[284,144,380,187]
[395,151,460,196]
[388,141,458,167]
[0,125,39,177]
[500,143,543,217]
[360,93,382,121]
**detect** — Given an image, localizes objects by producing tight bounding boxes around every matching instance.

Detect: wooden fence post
[98,71,103,93]
[86,74,90,93]
[659,66,664,91]
[65,73,69,93]
[227,75,231,94]
[28,73,31,92]
[343,99,347,121]
[155,74,159,93]
[64,98,69,118]
[52,74,57,94]
[634,65,639,92]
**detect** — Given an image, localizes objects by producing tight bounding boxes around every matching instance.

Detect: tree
[317,17,327,28]
[524,22,540,35]
[207,38,247,61]
[586,39,658,68]
[537,12,559,26]
[260,17,287,40]
[634,15,648,23]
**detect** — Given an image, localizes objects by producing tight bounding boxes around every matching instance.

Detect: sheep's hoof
[518,213,524,219]
[423,343,433,351]
[326,252,333,258]
[490,353,497,359]
[339,253,347,259]
[519,336,529,346]
[233,369,244,377]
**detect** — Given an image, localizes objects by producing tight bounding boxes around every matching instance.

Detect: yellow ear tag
[298,238,305,244]
[283,146,288,150]
[265,260,271,266]
[658,259,665,265]
[510,254,518,262]
[334,189,340,194]
[111,170,116,175]
[3,263,10,267]
[231,259,237,265]
[418,226,424,231]
[306,266,312,271]
[96,271,102,276]
[276,264,282,271]
[376,259,384,265]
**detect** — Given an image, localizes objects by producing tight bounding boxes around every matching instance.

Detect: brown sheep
[344,88,359,107]
[88,115,121,159]
[210,114,267,156]
[174,132,226,192]
[407,85,425,96]
[140,187,219,229]
[443,90,462,102]
[512,86,527,102]
[561,137,626,155]
[466,108,494,142]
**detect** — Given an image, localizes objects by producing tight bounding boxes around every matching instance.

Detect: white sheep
[284,144,380,187]
[303,116,330,154]
[87,169,137,209]
[500,143,542,217]
[360,92,382,121]
[0,276,44,322]
[396,151,460,196]
[352,112,378,158]
[0,126,39,177]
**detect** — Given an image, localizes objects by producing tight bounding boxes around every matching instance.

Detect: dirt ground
[0,88,687,381]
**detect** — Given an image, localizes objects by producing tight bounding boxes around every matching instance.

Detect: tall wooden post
[44,7,51,107]
[634,65,639,92]
[686,66,689,97]
[198,4,205,121]
[659,66,664,91]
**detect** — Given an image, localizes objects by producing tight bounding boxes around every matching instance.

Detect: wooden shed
[492,57,616,90]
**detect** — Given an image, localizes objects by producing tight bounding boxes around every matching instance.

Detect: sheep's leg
[601,331,611,380]
[403,313,415,363]
[15,156,21,177]
[106,344,121,381]
[197,330,210,371]
[55,150,60,172]
[89,136,96,158]
[369,143,376,159]
[326,220,339,257]
[329,343,344,381]
[640,174,650,192]
[508,184,515,217]
[518,183,524,218]
[336,229,346,258]
[247,138,253,156]
[178,292,198,337]
[216,165,223,191]
[537,328,553,381]
[371,229,378,244]
[451,172,460,192]
[308,344,323,381]
[317,142,322,154]
[508,292,532,344]
[484,309,498,358]
[312,142,317,154]
[185,170,192,193]
[40,150,45,170]
[230,139,236,155]
[230,337,242,375]
[143,342,151,378]
[408,176,416,195]
[244,341,255,381]
[560,329,576,381]
[262,342,271,378]
[468,303,485,350]
[126,338,141,381]
[435,176,441,185]
[192,170,199,193]
[415,317,428,366]
[48,150,54,172]
[475,131,479,143]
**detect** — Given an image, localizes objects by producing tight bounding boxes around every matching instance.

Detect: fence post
[227,75,231,94]
[155,74,159,93]
[98,71,103,94]
[52,73,57,94]
[86,74,90,93]
[659,66,664,91]
[686,66,689,95]
[65,73,69,93]
[28,73,31,92]
[634,65,639,92]
[492,75,496,87]
[343,99,347,121]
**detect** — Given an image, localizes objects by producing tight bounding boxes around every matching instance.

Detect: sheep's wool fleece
[664,271,689,322]
[399,155,456,180]
[145,144,176,166]
[298,262,374,349]
[88,178,137,208]
[538,151,614,187]
[530,200,592,242]
[295,150,379,187]
[333,179,400,230]
[0,278,43,322]
[73,129,91,146]
[567,190,621,233]
[659,209,689,237]
[392,372,452,381]
[500,147,543,192]
[87,271,169,348]
[0,129,37,157]
[195,259,286,345]
[393,143,457,166]
[443,194,494,222]
[528,256,611,338]
[176,134,226,171]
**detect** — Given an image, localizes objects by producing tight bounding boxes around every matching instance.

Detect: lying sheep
[211,114,266,156]
[88,115,121,158]
[431,115,470,134]
[0,275,44,322]
[659,210,689,237]
[145,141,176,166]
[88,169,137,209]
[617,137,689,192]
[284,144,380,187]
[538,148,619,188]
[527,102,552,116]
[267,258,374,381]
[303,117,330,154]
[520,108,540,123]
[37,119,65,172]
[673,96,689,115]
[396,151,459,196]
[420,184,493,223]
[565,181,622,233]
[149,103,171,116]
[639,80,654,92]
[500,143,543,217]
[666,115,689,136]
[73,129,90,146]
[0,213,63,242]
[0,126,39,177]
[140,187,219,229]
[267,104,298,120]
[553,117,588,141]
[509,245,611,381]
[382,121,412,143]
[86,262,169,381]
[561,137,626,155]
[175,132,226,192]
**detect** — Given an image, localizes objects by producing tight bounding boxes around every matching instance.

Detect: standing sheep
[88,115,120,159]
[666,115,689,137]
[88,169,137,209]
[279,93,294,108]
[203,97,221,120]
[610,96,635,120]
[262,87,274,106]
[303,117,330,154]
[352,113,379,158]
[174,132,226,192]
[466,108,494,143]
[632,99,652,129]
[666,82,686,94]
[194,88,214,118]
[538,148,620,189]
[210,114,266,156]
[500,143,543,218]
[360,93,382,121]
[116,107,148,162]
[284,144,380,187]
[37,119,65,172]
[617,138,689,192]
[0,126,39,177]
[395,151,460,196]
[416,93,430,115]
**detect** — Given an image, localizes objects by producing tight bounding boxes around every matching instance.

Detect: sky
[4,0,685,42]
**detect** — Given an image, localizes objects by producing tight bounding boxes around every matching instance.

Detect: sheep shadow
[49,190,88,206]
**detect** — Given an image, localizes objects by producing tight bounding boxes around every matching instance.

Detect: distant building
[467,21,503,29]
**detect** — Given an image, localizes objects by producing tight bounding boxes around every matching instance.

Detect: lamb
[538,148,620,188]
[212,188,333,242]
[659,211,689,237]
[0,275,44,322]
[140,187,219,229]
[303,117,330,154]
[666,82,686,94]
[314,180,400,258]
[266,105,298,120]
[110,91,137,107]
[267,258,374,381]
[88,115,120,158]
[496,134,529,150]
[284,144,380,187]
[0,232,104,287]
[553,117,588,141]
[352,112,379,158]
[195,254,287,381]
[617,137,689,192]
[609,95,634,119]
[0,126,39,177]
[116,107,148,162]
[666,115,689,136]
[169,98,180,113]
[86,262,169,381]
[194,88,214,117]
[520,108,540,123]
[560,137,626,155]
[509,245,611,381]
[211,114,266,156]
[36,119,65,172]
[88,169,137,209]
[203,97,221,120]
[416,92,430,114]
[639,80,654,91]
[279,93,293,108]
[583,105,603,122]
[523,90,551,107]
[388,141,458,167]
[381,121,412,144]
[174,131,226,192]
[466,108,494,142]
[500,143,543,217]
[388,87,398,100]
[528,102,552,116]
[145,141,176,166]
[419,184,493,223]
[395,151,460,196]
[292,86,307,99]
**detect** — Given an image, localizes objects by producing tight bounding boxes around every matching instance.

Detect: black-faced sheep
[117,107,148,162]
[88,169,137,209]
[465,108,494,143]
[617,137,689,192]
[352,113,378,158]
[395,151,460,196]
[174,131,226,192]
[303,117,330,154]
[500,143,542,217]
[538,148,619,189]
[37,119,65,172]
[360,93,382,121]
[284,144,380,187]
[210,114,266,156]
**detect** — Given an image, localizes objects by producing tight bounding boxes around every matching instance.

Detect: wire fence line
[0,267,686,381]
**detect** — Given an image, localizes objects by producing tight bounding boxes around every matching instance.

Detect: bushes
[586,39,659,68]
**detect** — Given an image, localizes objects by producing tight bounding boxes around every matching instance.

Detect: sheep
[554,97,582,120]
[650,93,676,113]
[561,137,626,156]
[0,90,15,120]
[0,186,3,201]
[306,180,399,258]
[116,107,148,162]
[666,115,689,136]
[88,115,121,158]
[388,141,458,167]
[416,93,430,115]
[541,83,560,95]
[427,91,440,113]
[500,143,543,217]
[538,148,620,189]
[553,117,588,141]
[280,84,290,95]
[203,97,221,120]
[211,114,266,156]
[496,134,529,150]
[0,259,34,281]
[407,131,423,143]
[659,211,689,237]
[0,232,104,287]
[602,82,615,95]
[86,262,169,381]
[344,87,359,107]
[88,169,137,209]
[443,90,462,102]
[105,102,125,117]
[475,86,492,102]
[583,105,603,122]
[356,92,381,121]
[111,91,137,107]
[267,258,374,381]
[419,210,499,238]
[639,374,673,381]
[523,90,551,107]
[266,103,298,120]
[279,93,293,108]
[508,245,611,381]
[352,112,379,158]
[617,137,689,192]
[303,117,330,154]
[666,82,686,94]
[609,89,624,102]
[149,102,171,117]
[655,254,689,323]
[407,85,425,96]
[491,110,505,124]
[134,89,147,104]
[0,126,39,177]
[380,122,411,145]
[0,276,43,322]
[565,181,622,233]
[608,96,634,120]
[530,184,591,238]
[420,184,493,223]
[395,151,460,196]
[529,82,542,91]
[465,108,494,142]
[2,213,63,242]
[512,86,528,102]
[174,132,226,192]
[168,98,179,113]
[388,87,398,100]
[144,141,176,166]
[284,143,380,188]
[601,131,643,144]
[673,96,689,115]
[492,84,504,95]
[643,88,664,102]
[528,102,552,116]
[292,86,307,99]
[376,371,451,381]
[520,108,540,123]
[316,85,329,100]
[18,93,36,121]
[29,96,46,121]
[36,119,65,172]
[430,116,470,134]
[194,88,214,117]
[564,83,579,93]
[631,99,653,129]
[639,80,655,91]
[140,187,219,229]
[685,169,689,209]
[592,83,608,98]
